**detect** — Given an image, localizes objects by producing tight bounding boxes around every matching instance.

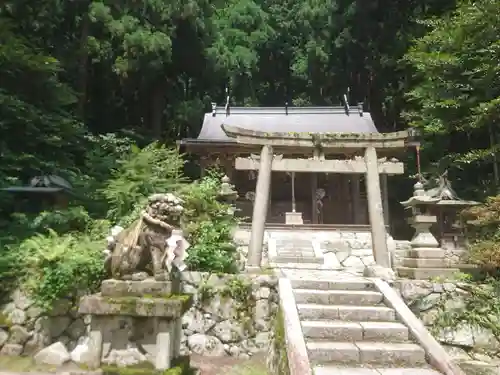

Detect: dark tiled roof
[195,106,378,142]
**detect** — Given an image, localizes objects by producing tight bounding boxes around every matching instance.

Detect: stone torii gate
[221,124,410,271]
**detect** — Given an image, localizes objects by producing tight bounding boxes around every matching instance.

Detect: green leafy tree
[103,142,186,226]
[0,19,86,184]
[181,171,240,273]
[404,0,500,197]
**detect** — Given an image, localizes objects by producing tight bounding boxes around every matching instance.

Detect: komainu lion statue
[104,193,186,281]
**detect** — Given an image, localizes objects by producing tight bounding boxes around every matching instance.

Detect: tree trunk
[489,123,499,191]
[150,81,166,139]
[76,8,90,118]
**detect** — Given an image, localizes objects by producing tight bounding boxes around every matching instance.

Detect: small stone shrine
[424,170,479,252]
[79,193,193,371]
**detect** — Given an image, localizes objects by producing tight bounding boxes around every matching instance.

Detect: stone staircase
[269,233,446,375]
[273,238,322,265]
[290,274,441,374]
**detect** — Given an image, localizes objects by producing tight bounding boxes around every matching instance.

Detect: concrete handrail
[278,278,313,375]
[373,279,466,375]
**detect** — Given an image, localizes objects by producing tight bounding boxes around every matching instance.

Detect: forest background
[0,0,499,308]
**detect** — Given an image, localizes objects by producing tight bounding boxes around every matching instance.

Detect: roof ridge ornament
[358,102,364,117]
[343,91,350,116]
[211,102,217,117]
[225,86,230,117]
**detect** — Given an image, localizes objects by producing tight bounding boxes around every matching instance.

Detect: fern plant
[18,228,105,309]
[103,142,186,226]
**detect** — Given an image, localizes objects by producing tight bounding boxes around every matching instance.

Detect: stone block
[402,258,448,268]
[302,320,363,341]
[307,341,360,364]
[290,278,375,291]
[294,290,383,306]
[409,249,445,259]
[78,294,192,318]
[360,321,409,342]
[0,343,23,356]
[285,212,303,225]
[337,306,396,322]
[397,267,460,280]
[357,342,426,366]
[100,279,174,297]
[297,304,339,321]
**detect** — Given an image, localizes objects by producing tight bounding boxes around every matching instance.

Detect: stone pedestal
[78,278,192,371]
[285,211,303,225]
[409,215,439,248]
[398,211,460,279]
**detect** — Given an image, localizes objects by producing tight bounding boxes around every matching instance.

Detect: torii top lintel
[221,124,410,150]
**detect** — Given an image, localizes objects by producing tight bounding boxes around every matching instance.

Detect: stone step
[277,251,317,258]
[270,262,326,270]
[313,366,442,375]
[409,249,446,259]
[277,246,314,252]
[397,267,460,280]
[402,258,449,268]
[307,341,426,366]
[302,320,409,342]
[278,246,315,252]
[297,304,396,322]
[294,289,384,306]
[290,278,375,291]
[273,255,323,264]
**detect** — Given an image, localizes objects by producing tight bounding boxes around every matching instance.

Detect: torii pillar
[364,146,390,268]
[247,145,273,267]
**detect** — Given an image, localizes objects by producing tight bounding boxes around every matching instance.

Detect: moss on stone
[80,293,192,317]
[0,312,12,328]
[101,356,194,375]
[274,307,289,375]
[102,364,184,375]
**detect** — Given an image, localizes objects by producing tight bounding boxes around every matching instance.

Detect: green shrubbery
[0,139,240,309]
[429,195,500,349]
[181,170,240,273]
[461,195,500,271]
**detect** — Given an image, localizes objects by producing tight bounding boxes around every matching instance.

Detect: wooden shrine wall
[231,169,369,225]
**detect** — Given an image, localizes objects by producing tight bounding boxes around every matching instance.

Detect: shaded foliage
[1,0,500,308]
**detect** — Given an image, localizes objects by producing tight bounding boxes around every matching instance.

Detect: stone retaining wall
[180,272,278,358]
[0,272,278,361]
[395,280,500,362]
[235,226,411,271]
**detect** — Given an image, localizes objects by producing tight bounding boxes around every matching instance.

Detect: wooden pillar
[311,173,318,224]
[247,145,273,268]
[364,147,390,268]
[199,156,210,178]
[341,175,350,223]
[351,175,361,224]
[222,155,235,179]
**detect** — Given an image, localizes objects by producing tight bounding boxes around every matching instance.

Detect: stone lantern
[401,181,441,249]
[218,175,238,215]
[397,181,460,279]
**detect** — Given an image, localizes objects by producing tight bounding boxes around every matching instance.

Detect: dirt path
[190,354,268,375]
[0,354,269,375]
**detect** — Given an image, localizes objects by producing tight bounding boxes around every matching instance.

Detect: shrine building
[179,104,410,229]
